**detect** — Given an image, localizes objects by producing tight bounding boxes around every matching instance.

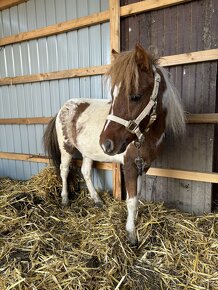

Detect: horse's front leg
[123,164,138,246]
[81,156,103,207]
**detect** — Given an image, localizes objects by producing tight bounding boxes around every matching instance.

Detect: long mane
[106,51,138,96]
[106,47,185,135]
[106,49,156,97]
[159,67,186,135]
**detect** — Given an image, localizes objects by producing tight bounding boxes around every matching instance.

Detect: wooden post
[112,163,122,200]
[109,0,122,200]
[110,0,120,56]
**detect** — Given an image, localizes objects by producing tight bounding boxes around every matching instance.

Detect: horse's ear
[135,43,150,71]
[111,49,119,59]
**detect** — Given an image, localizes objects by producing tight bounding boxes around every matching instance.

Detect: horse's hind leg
[60,150,72,206]
[81,156,103,207]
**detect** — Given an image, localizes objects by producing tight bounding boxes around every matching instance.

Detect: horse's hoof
[128,233,138,248]
[129,239,139,248]
[95,200,104,208]
[62,197,69,207]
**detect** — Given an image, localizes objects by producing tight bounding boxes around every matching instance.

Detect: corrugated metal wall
[0,0,112,190]
[121,0,218,213]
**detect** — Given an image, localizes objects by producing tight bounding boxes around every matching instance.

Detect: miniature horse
[44,44,185,245]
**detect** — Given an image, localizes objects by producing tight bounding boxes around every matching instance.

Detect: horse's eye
[130,94,142,102]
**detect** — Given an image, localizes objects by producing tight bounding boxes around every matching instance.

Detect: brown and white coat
[44,44,185,245]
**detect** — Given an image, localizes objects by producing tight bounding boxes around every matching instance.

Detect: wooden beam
[0,113,218,125]
[147,168,218,184]
[186,113,218,124]
[0,152,218,184]
[0,117,52,125]
[0,65,108,86]
[73,159,113,171]
[0,152,49,163]
[120,0,192,17]
[0,10,110,46]
[0,0,192,46]
[0,0,28,10]
[0,49,217,86]
[159,49,218,67]
[110,0,120,58]
[0,152,113,170]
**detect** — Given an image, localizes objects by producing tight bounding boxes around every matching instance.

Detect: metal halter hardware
[106,65,161,141]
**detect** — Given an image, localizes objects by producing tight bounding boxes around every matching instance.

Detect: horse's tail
[43,115,61,172]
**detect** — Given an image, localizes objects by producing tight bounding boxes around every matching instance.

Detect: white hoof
[127,231,138,247]
[62,196,69,206]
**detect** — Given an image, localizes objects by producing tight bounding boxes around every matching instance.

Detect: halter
[106,66,161,142]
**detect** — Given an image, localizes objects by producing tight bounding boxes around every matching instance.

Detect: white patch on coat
[55,98,127,208]
[56,98,127,204]
[81,156,102,205]
[62,98,125,164]
[103,83,121,132]
[59,151,72,205]
[56,112,73,205]
[126,196,138,237]
[113,83,120,99]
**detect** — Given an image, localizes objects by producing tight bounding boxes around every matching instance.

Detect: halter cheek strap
[106,66,161,141]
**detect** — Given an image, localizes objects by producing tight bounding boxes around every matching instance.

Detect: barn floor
[0,167,217,290]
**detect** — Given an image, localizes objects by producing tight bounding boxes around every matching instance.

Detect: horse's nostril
[103,139,114,154]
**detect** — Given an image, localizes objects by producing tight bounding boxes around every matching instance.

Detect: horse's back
[58,98,110,133]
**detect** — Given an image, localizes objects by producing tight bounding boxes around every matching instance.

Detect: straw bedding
[0,167,217,290]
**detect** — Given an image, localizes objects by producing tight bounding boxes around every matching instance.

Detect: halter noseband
[106,66,161,142]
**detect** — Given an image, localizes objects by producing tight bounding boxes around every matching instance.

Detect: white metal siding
[0,0,112,190]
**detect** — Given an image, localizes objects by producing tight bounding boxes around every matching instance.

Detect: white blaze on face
[103,83,121,132]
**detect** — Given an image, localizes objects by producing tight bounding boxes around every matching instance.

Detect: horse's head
[100,44,161,155]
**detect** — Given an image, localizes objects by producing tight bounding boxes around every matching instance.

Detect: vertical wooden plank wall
[120,0,218,213]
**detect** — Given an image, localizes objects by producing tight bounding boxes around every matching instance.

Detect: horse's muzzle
[101,139,115,155]
[101,139,128,155]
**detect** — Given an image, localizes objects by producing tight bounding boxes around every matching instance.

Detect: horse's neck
[145,108,167,144]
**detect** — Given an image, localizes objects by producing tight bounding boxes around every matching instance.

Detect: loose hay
[0,167,217,290]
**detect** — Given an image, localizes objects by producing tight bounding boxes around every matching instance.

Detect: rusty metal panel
[121,0,218,213]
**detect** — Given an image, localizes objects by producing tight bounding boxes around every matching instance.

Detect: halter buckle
[126,120,138,133]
